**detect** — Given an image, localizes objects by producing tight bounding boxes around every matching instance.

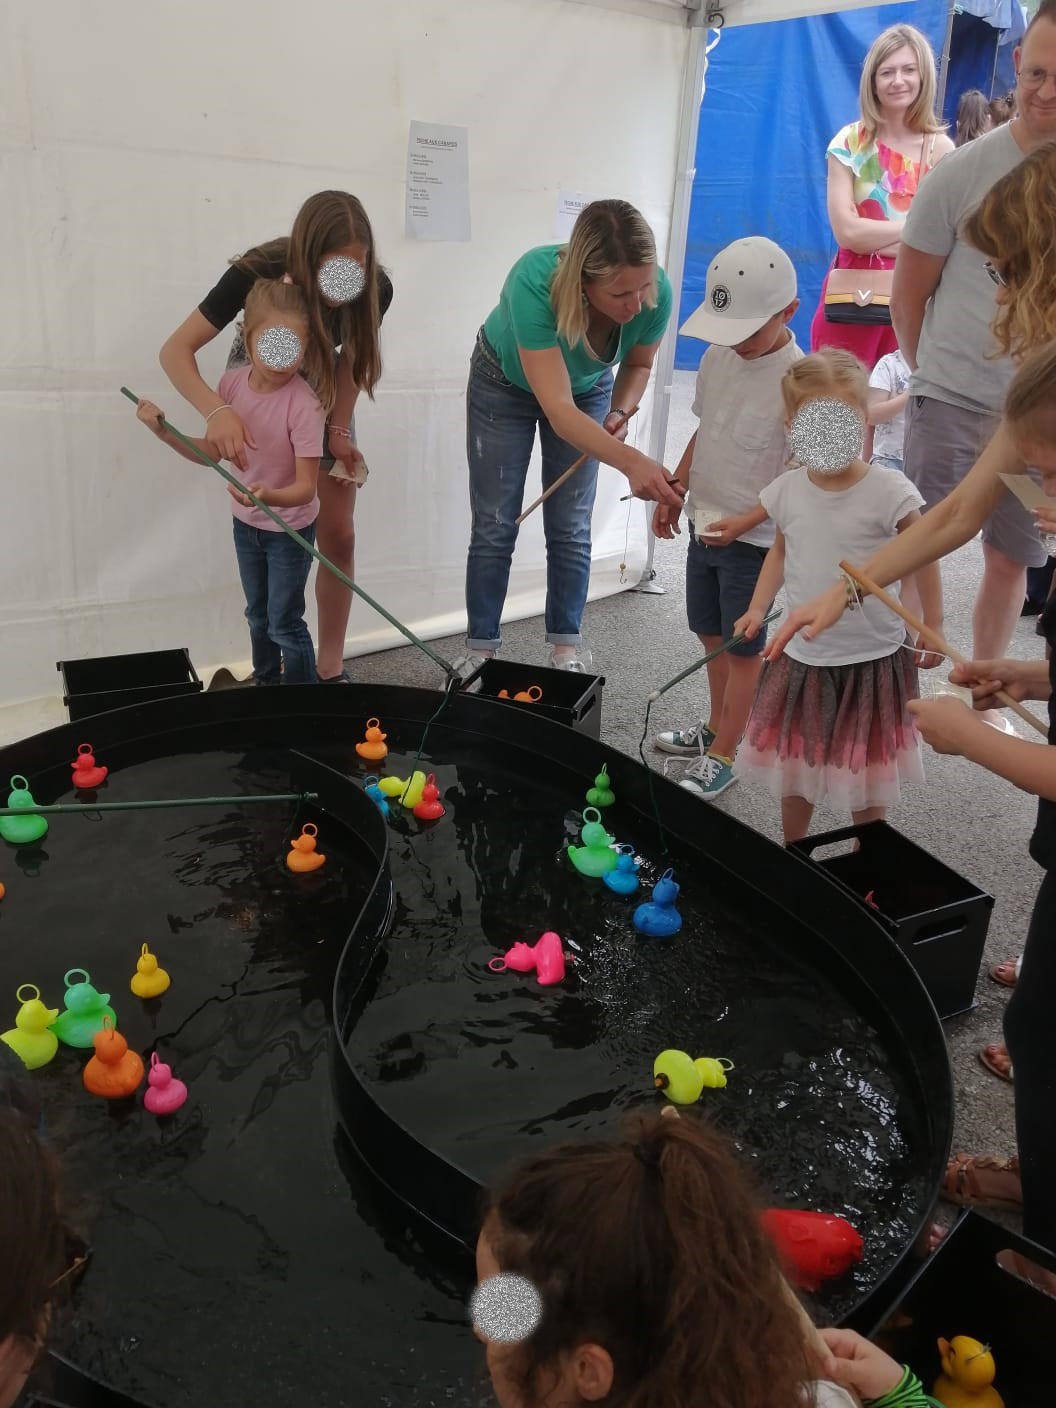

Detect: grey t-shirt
[902,122,1024,415]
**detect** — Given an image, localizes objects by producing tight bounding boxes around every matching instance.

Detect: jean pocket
[473,342,512,388]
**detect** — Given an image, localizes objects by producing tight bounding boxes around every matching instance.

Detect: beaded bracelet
[842,573,863,611]
[328,425,352,438]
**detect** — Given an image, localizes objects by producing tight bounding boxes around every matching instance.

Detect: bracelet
[842,572,863,611]
[205,404,232,423]
[609,407,629,421]
[862,1365,931,1408]
[328,425,352,439]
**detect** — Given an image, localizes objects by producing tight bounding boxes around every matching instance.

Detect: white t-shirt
[760,465,923,667]
[901,122,1023,414]
[688,334,803,549]
[869,350,911,462]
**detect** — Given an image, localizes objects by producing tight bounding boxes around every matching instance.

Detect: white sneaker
[550,646,593,673]
[452,652,493,683]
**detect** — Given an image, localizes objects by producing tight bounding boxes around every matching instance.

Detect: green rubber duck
[50,969,117,1049]
[0,776,48,846]
[586,765,615,809]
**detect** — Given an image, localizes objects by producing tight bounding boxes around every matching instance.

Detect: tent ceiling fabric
[565,0,907,25]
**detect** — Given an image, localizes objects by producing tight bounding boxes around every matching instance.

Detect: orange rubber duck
[355,718,389,762]
[287,823,326,873]
[83,1017,145,1099]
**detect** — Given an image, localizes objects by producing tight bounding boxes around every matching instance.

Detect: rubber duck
[513,686,543,703]
[653,1050,734,1105]
[400,771,427,810]
[0,881,5,900]
[364,778,390,817]
[568,808,617,877]
[0,776,48,846]
[143,1050,188,1116]
[82,1017,144,1099]
[71,743,108,790]
[586,765,615,809]
[488,932,568,987]
[933,1338,1004,1408]
[1,984,60,1070]
[413,774,445,821]
[603,844,640,896]
[49,969,117,1049]
[376,775,407,798]
[355,717,389,762]
[130,943,170,999]
[634,868,683,937]
[759,1209,864,1292]
[287,823,326,873]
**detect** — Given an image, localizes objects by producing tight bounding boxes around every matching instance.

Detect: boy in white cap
[653,236,801,800]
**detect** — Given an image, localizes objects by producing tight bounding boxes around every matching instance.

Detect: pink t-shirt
[217,366,325,532]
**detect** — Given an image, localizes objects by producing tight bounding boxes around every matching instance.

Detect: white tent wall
[1,0,691,733]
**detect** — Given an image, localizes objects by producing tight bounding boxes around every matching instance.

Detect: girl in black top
[160,191,392,682]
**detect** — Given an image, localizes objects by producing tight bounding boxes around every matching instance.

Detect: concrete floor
[347,369,1046,1233]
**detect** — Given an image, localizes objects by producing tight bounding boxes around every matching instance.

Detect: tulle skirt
[734,646,923,812]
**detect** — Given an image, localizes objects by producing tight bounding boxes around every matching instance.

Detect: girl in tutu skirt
[733,350,943,842]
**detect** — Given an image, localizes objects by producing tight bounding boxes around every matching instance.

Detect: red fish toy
[759,1209,864,1292]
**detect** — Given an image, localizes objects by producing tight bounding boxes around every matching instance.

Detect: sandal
[942,1153,1022,1211]
[978,1042,1014,1083]
[989,956,1022,988]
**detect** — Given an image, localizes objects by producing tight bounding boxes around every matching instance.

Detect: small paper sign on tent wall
[405,121,471,242]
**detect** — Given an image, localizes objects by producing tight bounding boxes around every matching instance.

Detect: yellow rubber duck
[933,1337,1004,1408]
[287,823,326,873]
[1,984,60,1070]
[131,943,171,999]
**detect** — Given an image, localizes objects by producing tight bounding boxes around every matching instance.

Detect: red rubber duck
[72,743,108,790]
[759,1209,864,1291]
[413,774,445,821]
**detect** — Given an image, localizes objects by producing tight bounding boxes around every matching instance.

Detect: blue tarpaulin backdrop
[675,1,952,370]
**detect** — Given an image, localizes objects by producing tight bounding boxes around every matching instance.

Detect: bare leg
[710,652,763,761]
[852,805,886,829]
[781,795,814,845]
[315,474,357,680]
[700,634,725,734]
[974,542,1027,661]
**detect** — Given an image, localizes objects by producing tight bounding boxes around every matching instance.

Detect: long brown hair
[232,191,382,413]
[0,1108,67,1357]
[481,1111,816,1408]
[858,25,946,140]
[962,141,1056,359]
[1005,339,1056,448]
[955,89,991,145]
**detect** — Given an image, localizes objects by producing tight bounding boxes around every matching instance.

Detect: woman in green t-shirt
[461,200,683,675]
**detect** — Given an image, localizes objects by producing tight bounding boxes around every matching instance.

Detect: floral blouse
[827,121,930,224]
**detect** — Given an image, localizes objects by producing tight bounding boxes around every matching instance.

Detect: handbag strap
[922,131,936,174]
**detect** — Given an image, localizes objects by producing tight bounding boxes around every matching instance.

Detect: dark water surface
[1,723,934,1407]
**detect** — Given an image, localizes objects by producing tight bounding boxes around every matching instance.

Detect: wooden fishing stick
[840,560,1048,738]
[515,405,639,525]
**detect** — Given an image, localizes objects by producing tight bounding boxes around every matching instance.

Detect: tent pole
[936,0,956,116]
[632,2,710,594]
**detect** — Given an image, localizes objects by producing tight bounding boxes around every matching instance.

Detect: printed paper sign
[406,122,471,242]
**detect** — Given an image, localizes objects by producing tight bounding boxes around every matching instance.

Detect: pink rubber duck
[143,1051,188,1116]
[488,932,568,987]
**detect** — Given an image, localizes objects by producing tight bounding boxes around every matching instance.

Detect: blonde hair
[233,191,383,413]
[962,142,1056,359]
[781,348,870,421]
[1005,340,1056,449]
[859,25,945,139]
[243,278,310,344]
[550,200,658,350]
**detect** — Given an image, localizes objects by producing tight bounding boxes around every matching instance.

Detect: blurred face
[1015,19,1056,142]
[731,308,796,361]
[247,317,308,387]
[873,44,921,114]
[1012,432,1056,494]
[584,265,655,325]
[317,241,369,308]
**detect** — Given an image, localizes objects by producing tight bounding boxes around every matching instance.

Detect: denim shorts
[686,536,770,656]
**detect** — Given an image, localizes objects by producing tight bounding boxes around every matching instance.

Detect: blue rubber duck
[633,868,683,937]
[0,776,48,846]
[603,844,640,896]
[364,777,390,817]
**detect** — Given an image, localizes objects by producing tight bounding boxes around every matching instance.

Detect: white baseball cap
[680,237,798,346]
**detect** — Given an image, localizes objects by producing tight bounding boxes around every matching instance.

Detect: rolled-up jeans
[465,334,613,652]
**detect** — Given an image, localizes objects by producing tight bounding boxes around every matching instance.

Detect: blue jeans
[465,336,613,651]
[232,518,317,684]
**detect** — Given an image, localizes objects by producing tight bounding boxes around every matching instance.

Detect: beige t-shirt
[688,334,804,549]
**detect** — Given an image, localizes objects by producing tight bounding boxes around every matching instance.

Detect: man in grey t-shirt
[892,2,1056,661]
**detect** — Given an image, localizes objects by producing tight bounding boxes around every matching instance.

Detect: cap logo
[711,284,731,312]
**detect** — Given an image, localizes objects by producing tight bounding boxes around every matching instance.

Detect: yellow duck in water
[933,1337,1004,1408]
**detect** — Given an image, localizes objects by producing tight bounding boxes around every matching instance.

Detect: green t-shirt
[482,245,673,396]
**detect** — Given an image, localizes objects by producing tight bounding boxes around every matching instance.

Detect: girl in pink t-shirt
[137,279,325,684]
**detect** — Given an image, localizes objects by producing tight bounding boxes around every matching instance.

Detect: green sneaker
[679,754,737,799]
[654,720,715,756]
